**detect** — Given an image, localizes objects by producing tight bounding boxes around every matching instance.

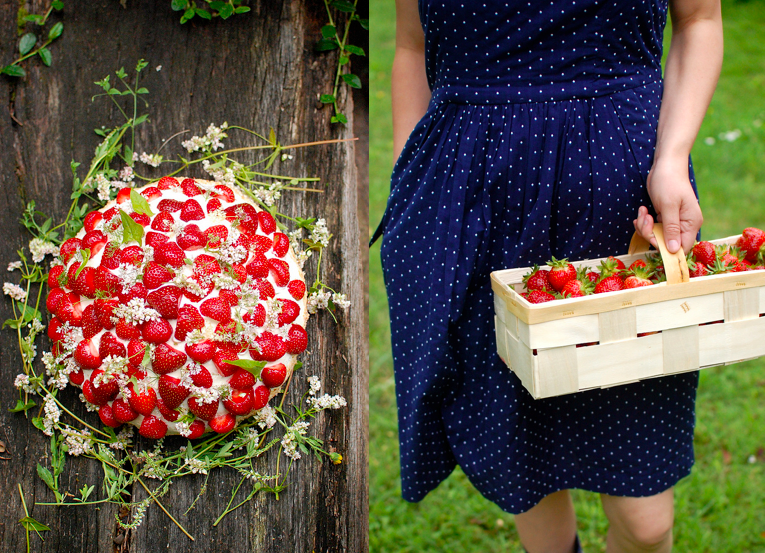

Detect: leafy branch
[2,1,64,78]
[170,0,251,23]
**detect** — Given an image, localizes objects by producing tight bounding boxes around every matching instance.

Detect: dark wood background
[0,1,368,551]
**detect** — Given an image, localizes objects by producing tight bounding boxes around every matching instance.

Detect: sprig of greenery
[316,0,367,125]
[2,1,64,78]
[170,0,251,23]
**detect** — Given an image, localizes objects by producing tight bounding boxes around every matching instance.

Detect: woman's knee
[601,489,674,549]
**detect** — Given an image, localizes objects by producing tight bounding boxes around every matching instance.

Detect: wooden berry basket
[490,225,765,399]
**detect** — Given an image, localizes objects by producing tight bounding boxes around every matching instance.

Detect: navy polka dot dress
[377,0,699,514]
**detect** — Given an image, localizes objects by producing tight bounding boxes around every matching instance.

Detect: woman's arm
[392,0,431,162]
[634,0,723,253]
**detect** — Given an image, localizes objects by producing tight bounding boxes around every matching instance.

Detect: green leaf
[321,24,336,38]
[331,113,348,125]
[3,318,20,330]
[339,56,349,65]
[19,515,50,533]
[341,73,362,89]
[181,8,195,23]
[134,113,149,126]
[320,94,336,104]
[130,189,154,217]
[171,0,187,10]
[218,4,234,18]
[48,22,64,41]
[209,1,226,9]
[9,398,36,413]
[234,6,250,13]
[19,33,37,55]
[1,65,26,78]
[268,127,277,146]
[345,44,365,56]
[119,209,144,245]
[24,14,44,25]
[38,47,52,67]
[31,417,45,432]
[136,87,149,94]
[195,8,212,19]
[315,38,339,52]
[357,18,369,30]
[74,248,91,279]
[330,0,356,12]
[222,358,266,377]
[37,463,56,491]
[52,0,64,10]
[135,59,148,73]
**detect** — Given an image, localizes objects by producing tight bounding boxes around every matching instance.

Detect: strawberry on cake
[46,177,308,439]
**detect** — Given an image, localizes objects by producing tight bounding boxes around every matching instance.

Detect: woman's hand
[634,158,703,254]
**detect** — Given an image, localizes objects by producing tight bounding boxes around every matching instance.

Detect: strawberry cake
[45,177,308,439]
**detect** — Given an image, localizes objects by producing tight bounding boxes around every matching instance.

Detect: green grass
[369,1,765,551]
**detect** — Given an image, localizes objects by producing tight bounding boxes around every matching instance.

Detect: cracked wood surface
[0,1,368,552]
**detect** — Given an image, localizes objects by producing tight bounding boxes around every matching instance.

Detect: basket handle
[627,223,690,285]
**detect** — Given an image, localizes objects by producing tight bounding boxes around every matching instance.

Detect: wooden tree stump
[0,1,367,551]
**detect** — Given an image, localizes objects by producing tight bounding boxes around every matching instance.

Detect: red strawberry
[157,374,190,409]
[206,198,222,213]
[83,211,103,232]
[181,178,202,197]
[218,289,239,306]
[224,204,259,235]
[146,285,182,319]
[116,187,132,204]
[158,199,183,213]
[74,339,102,370]
[277,299,300,326]
[143,261,175,290]
[175,305,205,341]
[598,257,625,278]
[100,244,122,269]
[286,324,307,354]
[186,419,206,439]
[287,280,306,300]
[193,254,222,280]
[118,282,148,304]
[80,305,102,339]
[112,398,139,423]
[595,275,625,294]
[736,228,765,262]
[523,290,556,304]
[98,404,121,428]
[213,184,235,203]
[522,265,551,292]
[151,211,175,232]
[243,304,267,327]
[546,257,577,292]
[48,265,66,288]
[142,318,173,344]
[120,245,144,266]
[94,298,118,329]
[271,233,290,257]
[623,267,654,288]
[94,266,120,296]
[258,211,276,235]
[261,363,287,388]
[127,339,147,368]
[692,241,716,267]
[71,266,97,298]
[152,343,187,374]
[115,318,141,340]
[60,237,82,263]
[250,331,286,362]
[128,384,157,416]
[156,396,181,421]
[246,253,270,279]
[213,344,242,376]
[82,372,119,405]
[200,296,232,322]
[244,234,273,254]
[82,230,108,255]
[188,397,219,421]
[141,186,162,200]
[129,212,151,227]
[99,332,126,359]
[154,241,185,268]
[186,340,216,363]
[251,278,275,300]
[190,365,213,388]
[560,277,594,298]
[628,259,647,271]
[176,223,207,250]
[145,232,169,248]
[229,369,256,390]
[209,413,236,434]
[56,292,84,327]
[268,258,290,287]
[46,288,66,314]
[47,317,65,343]
[204,225,228,248]
[688,257,709,278]
[223,388,254,416]
[68,369,84,386]
[180,199,205,221]
[252,385,270,411]
[157,176,179,190]
[139,415,168,439]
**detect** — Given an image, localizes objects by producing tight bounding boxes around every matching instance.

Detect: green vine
[2,1,64,78]
[170,0,251,23]
[316,0,368,125]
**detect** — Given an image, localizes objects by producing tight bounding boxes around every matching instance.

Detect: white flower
[306,290,331,314]
[139,152,162,167]
[7,261,22,271]
[119,166,135,182]
[113,262,142,289]
[111,297,161,325]
[96,173,112,202]
[175,420,193,438]
[280,153,294,161]
[62,427,94,456]
[3,282,27,301]
[295,249,312,269]
[308,393,347,410]
[308,375,321,396]
[331,293,351,310]
[182,122,228,153]
[43,395,61,436]
[256,404,277,429]
[183,458,208,475]
[28,238,59,263]
[110,426,134,451]
[14,374,36,393]
[155,65,162,71]
[310,218,330,247]
[281,420,310,460]
[252,186,281,207]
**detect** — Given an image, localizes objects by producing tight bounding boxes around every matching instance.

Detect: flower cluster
[3,282,26,301]
[281,421,310,461]
[182,122,228,153]
[111,298,161,326]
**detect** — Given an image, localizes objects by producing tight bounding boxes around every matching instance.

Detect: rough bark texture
[0,1,368,551]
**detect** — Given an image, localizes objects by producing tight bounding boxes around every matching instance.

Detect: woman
[375,0,722,551]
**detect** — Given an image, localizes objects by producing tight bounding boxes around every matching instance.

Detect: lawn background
[369,1,765,551]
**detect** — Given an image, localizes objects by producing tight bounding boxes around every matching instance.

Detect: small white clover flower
[183,458,209,475]
[62,428,94,456]
[7,261,22,272]
[306,290,331,314]
[43,395,61,436]
[307,375,321,396]
[281,420,310,461]
[111,298,161,325]
[308,393,347,410]
[309,218,330,247]
[3,282,27,302]
[28,238,59,263]
[139,152,162,167]
[119,166,135,182]
[96,173,112,201]
[331,293,351,310]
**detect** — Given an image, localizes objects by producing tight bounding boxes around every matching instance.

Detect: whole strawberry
[522,265,551,292]
[623,267,654,288]
[522,290,556,304]
[560,267,595,298]
[546,257,577,292]
[736,227,765,262]
[692,240,717,267]
[595,275,625,294]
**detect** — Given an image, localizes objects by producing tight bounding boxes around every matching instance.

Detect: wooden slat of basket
[662,326,700,374]
[536,345,579,397]
[506,327,535,392]
[634,293,723,333]
[576,334,663,389]
[698,317,765,366]
[518,314,599,349]
[723,288,760,322]
[598,308,637,343]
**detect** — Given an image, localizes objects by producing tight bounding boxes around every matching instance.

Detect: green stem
[212,476,246,526]
[18,484,31,553]
[11,38,54,66]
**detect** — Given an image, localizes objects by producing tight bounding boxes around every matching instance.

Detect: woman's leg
[600,488,674,553]
[514,489,579,553]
